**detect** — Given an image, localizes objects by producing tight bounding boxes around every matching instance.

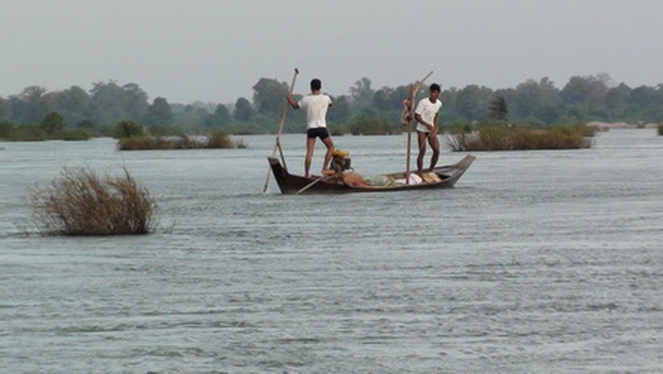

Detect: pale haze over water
[1,0,662,103]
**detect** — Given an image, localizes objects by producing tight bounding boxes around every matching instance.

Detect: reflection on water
[1,130,663,372]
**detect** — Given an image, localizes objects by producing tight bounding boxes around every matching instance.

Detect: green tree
[561,76,592,104]
[113,120,144,138]
[372,87,395,111]
[349,118,397,135]
[51,86,91,125]
[15,86,49,124]
[122,83,149,120]
[489,95,508,123]
[90,81,128,125]
[234,97,254,122]
[510,78,560,123]
[350,77,374,109]
[629,85,656,109]
[560,74,609,114]
[144,97,172,126]
[39,112,65,134]
[89,81,149,125]
[455,85,491,122]
[536,105,563,124]
[168,104,209,132]
[328,95,351,124]
[653,84,663,120]
[0,97,10,121]
[628,85,661,121]
[605,83,631,120]
[76,120,97,132]
[252,78,288,117]
[438,87,459,123]
[205,104,232,129]
[0,120,13,138]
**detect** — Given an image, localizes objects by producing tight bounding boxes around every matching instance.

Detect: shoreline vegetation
[117,132,246,151]
[447,124,596,152]
[2,120,659,151]
[2,73,663,143]
[0,113,93,142]
[347,118,402,135]
[2,73,663,146]
[1,110,659,151]
[112,120,245,150]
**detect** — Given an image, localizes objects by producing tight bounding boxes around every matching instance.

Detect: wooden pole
[295,175,331,195]
[404,71,433,184]
[263,68,299,193]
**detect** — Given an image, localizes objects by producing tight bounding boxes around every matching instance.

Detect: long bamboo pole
[263,68,299,193]
[404,71,433,184]
[295,175,332,195]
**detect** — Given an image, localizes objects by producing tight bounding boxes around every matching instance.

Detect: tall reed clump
[206,130,234,148]
[30,167,156,236]
[448,124,594,151]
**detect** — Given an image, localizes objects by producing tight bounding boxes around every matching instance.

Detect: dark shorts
[307,127,330,139]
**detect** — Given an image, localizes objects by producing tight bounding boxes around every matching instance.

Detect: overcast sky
[1,0,661,104]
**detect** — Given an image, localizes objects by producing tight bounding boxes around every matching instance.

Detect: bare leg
[428,133,440,170]
[321,136,335,171]
[416,131,427,174]
[305,137,315,178]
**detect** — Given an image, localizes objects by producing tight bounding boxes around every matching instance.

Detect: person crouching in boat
[414,83,443,175]
[287,78,334,178]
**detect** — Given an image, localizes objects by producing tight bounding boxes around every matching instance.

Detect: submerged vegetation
[349,118,401,135]
[117,131,243,150]
[111,120,244,150]
[30,167,156,236]
[447,124,596,151]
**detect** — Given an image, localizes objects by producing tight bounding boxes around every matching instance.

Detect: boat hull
[267,155,476,194]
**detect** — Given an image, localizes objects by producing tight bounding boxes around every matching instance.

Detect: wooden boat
[267,155,476,194]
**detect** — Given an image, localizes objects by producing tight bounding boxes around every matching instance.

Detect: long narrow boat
[267,155,476,194]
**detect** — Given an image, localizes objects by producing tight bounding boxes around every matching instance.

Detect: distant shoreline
[589,121,660,129]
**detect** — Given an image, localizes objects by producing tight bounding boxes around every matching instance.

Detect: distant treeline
[1,74,662,139]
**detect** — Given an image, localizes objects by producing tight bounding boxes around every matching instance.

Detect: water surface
[1,130,662,373]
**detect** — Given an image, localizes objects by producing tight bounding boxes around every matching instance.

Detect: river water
[1,129,662,373]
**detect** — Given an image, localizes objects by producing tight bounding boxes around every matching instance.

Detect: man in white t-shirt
[287,78,334,178]
[414,83,443,175]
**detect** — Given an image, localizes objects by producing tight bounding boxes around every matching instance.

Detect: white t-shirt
[415,98,443,133]
[299,94,332,129]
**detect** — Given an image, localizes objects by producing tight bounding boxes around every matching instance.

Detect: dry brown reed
[206,131,234,148]
[30,167,156,236]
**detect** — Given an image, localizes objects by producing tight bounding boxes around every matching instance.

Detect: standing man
[287,78,334,178]
[414,83,443,175]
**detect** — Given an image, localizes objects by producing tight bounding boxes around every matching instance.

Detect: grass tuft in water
[30,167,156,236]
